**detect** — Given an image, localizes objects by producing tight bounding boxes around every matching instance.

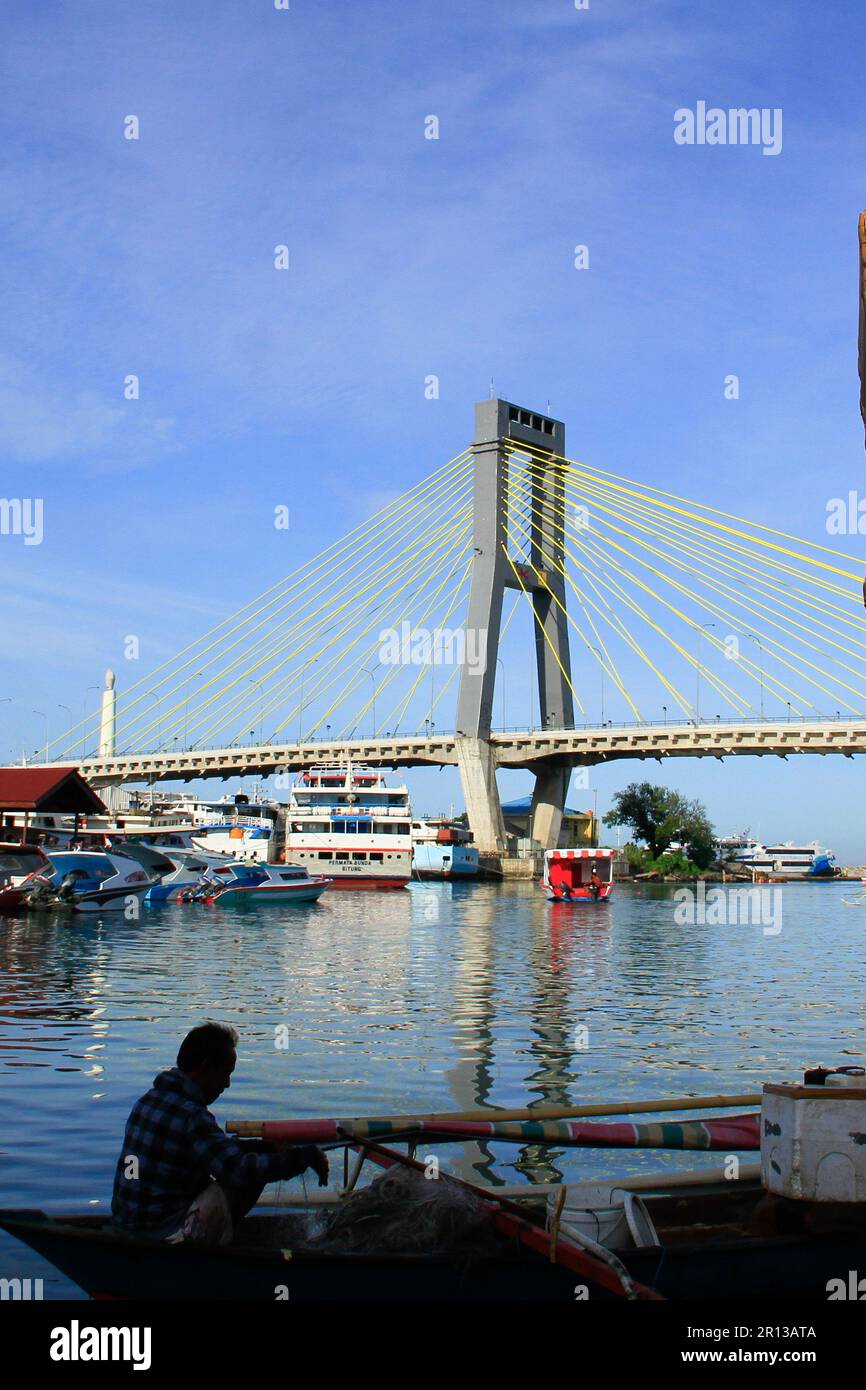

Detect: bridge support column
[529,761,570,851]
[455,736,506,854]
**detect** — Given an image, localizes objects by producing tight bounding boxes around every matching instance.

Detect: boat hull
[4,1190,866,1301]
[204,881,330,905]
[412,843,479,879]
[0,1212,577,1302]
[321,876,409,890]
[545,886,613,903]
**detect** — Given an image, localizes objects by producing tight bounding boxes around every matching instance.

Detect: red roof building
[0,767,106,816]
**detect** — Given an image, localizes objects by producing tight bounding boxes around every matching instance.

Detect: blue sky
[2,0,866,857]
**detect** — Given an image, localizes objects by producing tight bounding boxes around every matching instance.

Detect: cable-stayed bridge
[45,398,866,854]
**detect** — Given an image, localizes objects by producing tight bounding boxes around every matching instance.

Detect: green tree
[603,782,716,868]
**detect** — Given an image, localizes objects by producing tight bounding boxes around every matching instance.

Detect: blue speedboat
[181,861,331,905]
[21,850,157,913]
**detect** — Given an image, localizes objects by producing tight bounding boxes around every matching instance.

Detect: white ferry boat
[411,819,479,879]
[285,766,412,889]
[717,834,839,879]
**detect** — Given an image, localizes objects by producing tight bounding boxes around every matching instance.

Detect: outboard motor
[56,873,79,903]
[25,874,57,908]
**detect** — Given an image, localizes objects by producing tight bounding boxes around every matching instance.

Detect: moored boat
[20,849,157,913]
[5,1074,866,1301]
[542,847,614,901]
[285,766,412,888]
[180,860,330,905]
[0,841,52,913]
[717,833,840,879]
[103,838,238,902]
[411,818,479,878]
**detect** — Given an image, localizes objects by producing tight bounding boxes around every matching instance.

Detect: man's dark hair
[177,1022,238,1072]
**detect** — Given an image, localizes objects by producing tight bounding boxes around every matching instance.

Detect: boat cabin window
[0,849,45,873]
[48,853,115,881]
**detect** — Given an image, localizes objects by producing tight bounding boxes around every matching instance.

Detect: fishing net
[310,1165,504,1256]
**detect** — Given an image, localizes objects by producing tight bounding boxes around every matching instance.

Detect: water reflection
[1,880,863,1231]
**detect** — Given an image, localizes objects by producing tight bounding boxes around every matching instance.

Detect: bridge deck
[55,720,866,787]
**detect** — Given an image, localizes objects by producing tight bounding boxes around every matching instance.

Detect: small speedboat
[180,861,331,905]
[0,841,52,913]
[21,850,157,913]
[104,837,240,902]
[542,847,614,902]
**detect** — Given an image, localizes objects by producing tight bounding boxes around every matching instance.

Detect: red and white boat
[0,841,52,914]
[542,847,615,902]
[285,766,412,889]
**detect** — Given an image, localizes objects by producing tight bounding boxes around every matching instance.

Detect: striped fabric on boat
[251,1113,760,1150]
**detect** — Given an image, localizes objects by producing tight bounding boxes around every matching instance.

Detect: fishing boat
[4,1074,866,1301]
[411,818,479,878]
[542,847,614,901]
[180,860,331,905]
[285,766,412,888]
[20,849,157,913]
[0,840,52,913]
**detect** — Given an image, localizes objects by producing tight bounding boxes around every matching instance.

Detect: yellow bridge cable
[501,484,640,715]
[512,443,862,614]
[503,488,689,720]
[551,465,866,635]
[371,559,475,737]
[267,528,475,743]
[513,456,866,712]
[546,480,833,715]
[124,509,474,752]
[507,438,866,580]
[505,471,759,718]
[560,509,862,714]
[184,521,475,750]
[109,468,474,752]
[53,453,473,756]
[110,463,474,751]
[302,546,474,741]
[171,500,475,750]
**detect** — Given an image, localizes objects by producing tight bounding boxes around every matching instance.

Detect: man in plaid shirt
[112,1022,328,1244]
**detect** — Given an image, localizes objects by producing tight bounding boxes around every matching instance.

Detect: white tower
[98,669,116,758]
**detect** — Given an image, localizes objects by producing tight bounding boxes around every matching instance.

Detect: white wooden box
[761,1083,866,1201]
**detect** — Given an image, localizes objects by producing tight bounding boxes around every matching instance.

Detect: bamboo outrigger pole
[228,1091,761,1138]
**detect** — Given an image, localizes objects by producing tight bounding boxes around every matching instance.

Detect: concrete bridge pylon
[455,399,574,854]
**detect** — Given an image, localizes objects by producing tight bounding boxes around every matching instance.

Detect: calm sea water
[1,878,863,1297]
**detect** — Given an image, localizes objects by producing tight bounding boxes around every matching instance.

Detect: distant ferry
[411,819,479,879]
[717,833,839,879]
[285,766,412,889]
